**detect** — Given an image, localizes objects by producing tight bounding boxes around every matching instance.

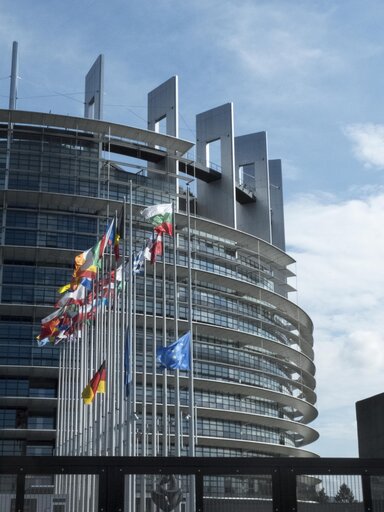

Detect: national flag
[141,203,173,236]
[156,331,191,371]
[37,337,54,347]
[57,283,71,294]
[143,237,154,261]
[115,263,129,284]
[99,219,115,259]
[114,209,124,260]
[150,233,163,264]
[41,307,65,325]
[124,331,131,397]
[81,361,107,405]
[37,317,61,342]
[80,277,93,291]
[72,241,102,283]
[55,284,87,308]
[133,250,145,275]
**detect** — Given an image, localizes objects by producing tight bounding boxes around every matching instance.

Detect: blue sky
[2,0,384,457]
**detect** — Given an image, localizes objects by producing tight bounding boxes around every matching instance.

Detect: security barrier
[1,456,383,512]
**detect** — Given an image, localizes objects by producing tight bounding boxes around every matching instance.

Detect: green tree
[335,483,355,503]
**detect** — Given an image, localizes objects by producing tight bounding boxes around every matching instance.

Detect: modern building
[0,46,317,473]
[356,393,384,458]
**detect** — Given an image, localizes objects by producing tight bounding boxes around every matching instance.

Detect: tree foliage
[335,483,355,503]
[317,488,329,503]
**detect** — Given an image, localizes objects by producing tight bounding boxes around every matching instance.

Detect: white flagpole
[162,237,168,456]
[127,188,133,457]
[172,199,181,458]
[132,262,137,457]
[186,184,195,455]
[111,222,120,456]
[128,182,135,512]
[118,196,127,456]
[67,330,74,454]
[186,184,196,512]
[57,342,65,456]
[105,243,113,456]
[152,250,158,458]
[140,255,148,512]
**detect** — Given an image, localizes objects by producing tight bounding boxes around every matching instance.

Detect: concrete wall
[84,55,104,120]
[147,76,178,137]
[196,103,236,228]
[269,159,285,251]
[235,132,271,242]
[147,76,179,198]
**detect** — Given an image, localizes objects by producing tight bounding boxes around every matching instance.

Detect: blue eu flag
[156,331,191,371]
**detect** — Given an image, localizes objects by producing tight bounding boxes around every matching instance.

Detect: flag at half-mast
[156,331,191,370]
[141,203,173,236]
[81,361,107,405]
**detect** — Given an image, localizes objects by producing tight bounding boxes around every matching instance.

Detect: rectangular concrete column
[84,55,104,120]
[147,76,179,199]
[235,132,272,243]
[196,103,236,228]
[148,76,178,137]
[269,159,285,251]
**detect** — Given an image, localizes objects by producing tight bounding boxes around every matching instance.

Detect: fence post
[15,469,25,512]
[105,465,125,512]
[362,473,373,512]
[272,466,297,512]
[195,469,204,512]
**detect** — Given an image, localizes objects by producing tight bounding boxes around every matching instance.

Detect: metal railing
[1,456,384,511]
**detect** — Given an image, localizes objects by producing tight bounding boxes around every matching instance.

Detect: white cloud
[344,123,384,169]
[286,191,384,456]
[210,3,341,81]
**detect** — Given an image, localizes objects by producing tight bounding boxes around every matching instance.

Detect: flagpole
[128,182,135,512]
[96,256,104,456]
[162,237,168,457]
[133,263,137,458]
[119,196,127,456]
[140,255,148,512]
[57,342,65,456]
[186,184,195,454]
[172,198,181,458]
[105,239,113,456]
[74,314,81,455]
[68,328,74,455]
[186,184,196,512]
[152,247,158,459]
[111,224,119,456]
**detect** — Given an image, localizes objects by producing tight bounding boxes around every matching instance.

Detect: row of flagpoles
[37,183,196,510]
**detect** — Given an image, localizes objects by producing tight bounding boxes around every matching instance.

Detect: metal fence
[1,456,384,512]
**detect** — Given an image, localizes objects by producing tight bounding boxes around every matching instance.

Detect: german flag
[81,361,106,405]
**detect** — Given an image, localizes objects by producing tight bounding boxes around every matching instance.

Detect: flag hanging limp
[141,203,173,236]
[81,361,107,405]
[156,332,191,371]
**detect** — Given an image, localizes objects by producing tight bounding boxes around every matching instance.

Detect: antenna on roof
[9,41,19,110]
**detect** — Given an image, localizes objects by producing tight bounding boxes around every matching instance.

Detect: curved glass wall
[0,114,317,460]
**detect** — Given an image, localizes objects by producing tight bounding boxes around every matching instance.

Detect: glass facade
[0,111,317,461]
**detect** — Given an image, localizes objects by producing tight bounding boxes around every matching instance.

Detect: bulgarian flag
[81,361,107,405]
[141,203,173,236]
